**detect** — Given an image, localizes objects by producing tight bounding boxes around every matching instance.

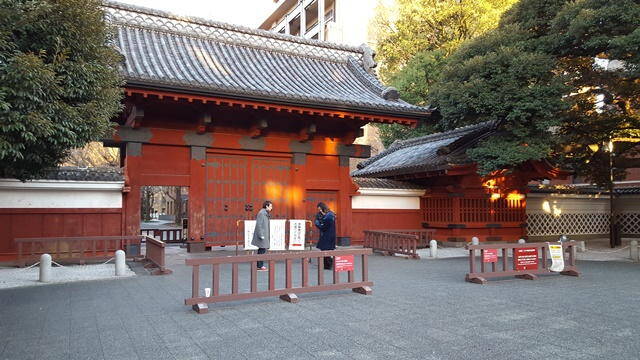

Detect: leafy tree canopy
[428,0,640,185]
[0,0,123,180]
[372,0,517,147]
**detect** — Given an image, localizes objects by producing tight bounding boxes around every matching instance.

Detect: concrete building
[259,0,389,163]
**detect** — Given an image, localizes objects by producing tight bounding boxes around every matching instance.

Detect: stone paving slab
[1,249,639,359]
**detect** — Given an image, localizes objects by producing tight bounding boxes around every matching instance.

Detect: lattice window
[526,213,609,236]
[619,213,640,234]
[423,197,453,222]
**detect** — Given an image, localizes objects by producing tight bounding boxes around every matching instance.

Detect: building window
[288,14,300,36]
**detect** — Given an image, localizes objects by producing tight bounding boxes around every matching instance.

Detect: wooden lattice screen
[423,197,525,223]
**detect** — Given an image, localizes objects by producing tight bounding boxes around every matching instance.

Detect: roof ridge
[352,120,498,176]
[354,120,496,172]
[395,120,497,148]
[103,1,365,57]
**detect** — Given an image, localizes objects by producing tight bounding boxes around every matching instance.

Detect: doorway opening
[140,186,189,243]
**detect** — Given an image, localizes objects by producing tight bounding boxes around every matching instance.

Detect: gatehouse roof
[352,121,498,178]
[103,1,430,119]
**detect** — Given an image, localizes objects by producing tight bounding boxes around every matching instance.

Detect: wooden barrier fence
[143,236,172,275]
[184,249,373,314]
[15,235,142,266]
[465,241,580,284]
[363,230,435,259]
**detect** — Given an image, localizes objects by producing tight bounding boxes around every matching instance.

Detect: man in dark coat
[251,200,272,271]
[314,202,336,269]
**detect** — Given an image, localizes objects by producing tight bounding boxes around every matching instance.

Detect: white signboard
[288,220,306,250]
[243,220,258,250]
[269,219,287,251]
[548,243,565,272]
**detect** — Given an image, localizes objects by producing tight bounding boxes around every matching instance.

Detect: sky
[117,0,277,28]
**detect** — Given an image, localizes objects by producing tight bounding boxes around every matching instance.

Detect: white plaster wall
[616,196,640,212]
[527,193,610,214]
[352,195,420,209]
[0,180,123,208]
[352,188,424,210]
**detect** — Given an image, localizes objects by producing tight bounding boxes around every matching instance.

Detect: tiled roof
[352,177,424,190]
[529,185,640,195]
[103,2,430,118]
[39,167,124,182]
[352,121,498,178]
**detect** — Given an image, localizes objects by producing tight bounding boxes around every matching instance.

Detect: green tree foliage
[373,0,519,82]
[0,0,123,180]
[372,0,517,146]
[428,0,640,184]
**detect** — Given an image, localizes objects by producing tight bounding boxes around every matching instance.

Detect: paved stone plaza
[1,248,639,360]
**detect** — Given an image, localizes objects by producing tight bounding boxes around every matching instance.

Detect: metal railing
[465,241,580,284]
[184,249,373,313]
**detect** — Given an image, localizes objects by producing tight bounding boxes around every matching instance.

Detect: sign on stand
[288,220,306,250]
[548,243,565,272]
[483,249,498,263]
[243,220,258,250]
[514,247,538,270]
[269,219,287,251]
[335,255,354,272]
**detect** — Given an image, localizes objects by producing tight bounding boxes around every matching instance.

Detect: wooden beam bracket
[249,119,268,138]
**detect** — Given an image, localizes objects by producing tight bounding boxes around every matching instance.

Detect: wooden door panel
[306,190,338,240]
[250,157,291,220]
[205,154,247,245]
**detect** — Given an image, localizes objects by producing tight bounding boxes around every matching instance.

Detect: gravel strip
[0,263,135,290]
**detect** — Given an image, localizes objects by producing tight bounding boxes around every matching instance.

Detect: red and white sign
[334,255,354,272]
[514,247,538,270]
[483,249,498,263]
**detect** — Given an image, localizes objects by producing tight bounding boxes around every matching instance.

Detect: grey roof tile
[352,178,424,190]
[352,121,498,178]
[103,1,430,118]
[38,167,124,182]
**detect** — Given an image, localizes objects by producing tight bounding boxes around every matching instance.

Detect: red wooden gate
[205,154,291,246]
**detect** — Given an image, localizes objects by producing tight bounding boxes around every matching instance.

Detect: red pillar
[188,146,206,244]
[337,155,353,246]
[291,153,307,220]
[123,142,142,236]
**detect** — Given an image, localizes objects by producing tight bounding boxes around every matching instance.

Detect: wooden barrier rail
[363,230,425,259]
[465,241,580,284]
[377,229,436,247]
[143,236,172,275]
[15,235,142,266]
[185,249,373,314]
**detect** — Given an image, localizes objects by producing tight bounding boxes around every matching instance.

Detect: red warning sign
[483,249,498,263]
[334,255,354,272]
[514,248,538,270]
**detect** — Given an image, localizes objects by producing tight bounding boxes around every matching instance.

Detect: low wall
[0,179,123,261]
[351,209,422,244]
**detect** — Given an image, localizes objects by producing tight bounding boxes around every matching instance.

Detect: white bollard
[630,240,638,262]
[471,237,479,246]
[115,250,126,276]
[518,239,526,244]
[429,240,438,258]
[39,254,52,283]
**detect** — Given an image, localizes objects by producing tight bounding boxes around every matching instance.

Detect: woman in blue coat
[314,202,336,269]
